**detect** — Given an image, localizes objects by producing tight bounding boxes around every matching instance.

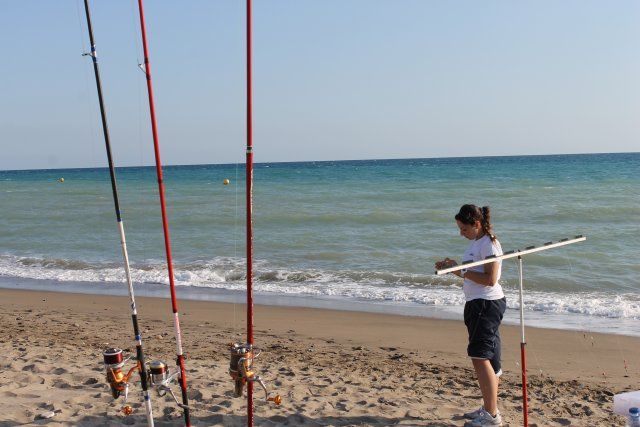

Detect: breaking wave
[1,253,638,322]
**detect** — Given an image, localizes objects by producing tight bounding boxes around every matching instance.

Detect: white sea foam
[0,254,638,323]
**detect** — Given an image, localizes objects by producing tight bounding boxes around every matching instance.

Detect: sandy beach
[0,288,637,426]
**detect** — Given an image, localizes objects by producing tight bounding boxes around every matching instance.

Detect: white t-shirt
[462,235,504,301]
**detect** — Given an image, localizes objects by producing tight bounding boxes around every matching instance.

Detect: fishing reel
[148,360,184,407]
[228,342,281,405]
[102,350,183,414]
[102,348,138,415]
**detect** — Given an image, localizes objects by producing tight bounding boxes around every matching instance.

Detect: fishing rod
[225,2,281,426]
[435,234,586,427]
[246,0,255,423]
[80,1,154,424]
[134,1,191,425]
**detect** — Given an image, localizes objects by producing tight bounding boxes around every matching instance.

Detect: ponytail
[480,206,496,242]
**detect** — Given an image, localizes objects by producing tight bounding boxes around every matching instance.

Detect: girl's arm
[453,261,500,286]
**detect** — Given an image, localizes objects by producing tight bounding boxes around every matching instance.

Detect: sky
[1,1,639,170]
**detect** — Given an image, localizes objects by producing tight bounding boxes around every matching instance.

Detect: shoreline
[1,275,637,338]
[1,287,638,426]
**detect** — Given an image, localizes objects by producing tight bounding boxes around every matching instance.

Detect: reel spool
[228,343,281,405]
[102,348,138,415]
[148,360,183,407]
[149,360,170,387]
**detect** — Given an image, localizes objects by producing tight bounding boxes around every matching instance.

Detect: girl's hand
[435,258,458,270]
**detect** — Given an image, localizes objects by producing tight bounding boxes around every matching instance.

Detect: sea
[1,153,638,337]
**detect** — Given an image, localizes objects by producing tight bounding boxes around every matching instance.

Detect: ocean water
[1,153,638,336]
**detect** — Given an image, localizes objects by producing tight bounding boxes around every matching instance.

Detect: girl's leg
[472,358,499,415]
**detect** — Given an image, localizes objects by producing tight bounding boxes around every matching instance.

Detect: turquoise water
[1,153,638,334]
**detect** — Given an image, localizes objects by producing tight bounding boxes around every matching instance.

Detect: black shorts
[464,297,507,374]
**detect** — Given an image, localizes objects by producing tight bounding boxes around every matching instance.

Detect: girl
[435,204,506,427]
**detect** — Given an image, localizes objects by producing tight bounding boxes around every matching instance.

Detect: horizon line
[1,150,638,173]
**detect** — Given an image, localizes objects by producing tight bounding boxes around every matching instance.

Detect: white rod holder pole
[518,256,525,343]
[435,235,586,276]
[518,255,529,427]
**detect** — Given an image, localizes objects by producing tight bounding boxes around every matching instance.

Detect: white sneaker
[463,406,485,419]
[466,408,502,426]
[495,369,503,378]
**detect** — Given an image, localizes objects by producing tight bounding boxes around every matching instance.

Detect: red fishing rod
[245,0,255,424]
[224,1,280,419]
[135,1,191,425]
[81,1,154,424]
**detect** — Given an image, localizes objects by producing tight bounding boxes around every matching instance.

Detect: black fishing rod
[81,1,154,425]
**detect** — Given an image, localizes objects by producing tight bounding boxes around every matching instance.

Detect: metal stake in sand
[80,1,154,425]
[435,235,586,427]
[135,1,191,425]
[516,255,528,426]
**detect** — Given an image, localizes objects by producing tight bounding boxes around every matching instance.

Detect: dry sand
[0,288,638,426]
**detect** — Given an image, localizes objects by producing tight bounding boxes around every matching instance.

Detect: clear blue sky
[1,1,639,170]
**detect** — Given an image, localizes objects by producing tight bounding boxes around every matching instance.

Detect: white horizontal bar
[434,236,586,276]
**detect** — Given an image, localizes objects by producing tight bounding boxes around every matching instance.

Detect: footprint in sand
[218,400,233,408]
[163,407,178,417]
[22,364,42,373]
[187,389,203,400]
[12,372,40,387]
[52,379,72,389]
[83,377,99,386]
[19,393,40,399]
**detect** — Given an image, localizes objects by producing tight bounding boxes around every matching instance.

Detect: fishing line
[233,161,240,333]
[127,0,147,247]
[608,280,631,380]
[124,1,141,151]
[566,256,608,384]
[128,0,146,174]
[74,0,87,57]
[613,332,631,379]
[128,0,142,67]
[74,0,99,167]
